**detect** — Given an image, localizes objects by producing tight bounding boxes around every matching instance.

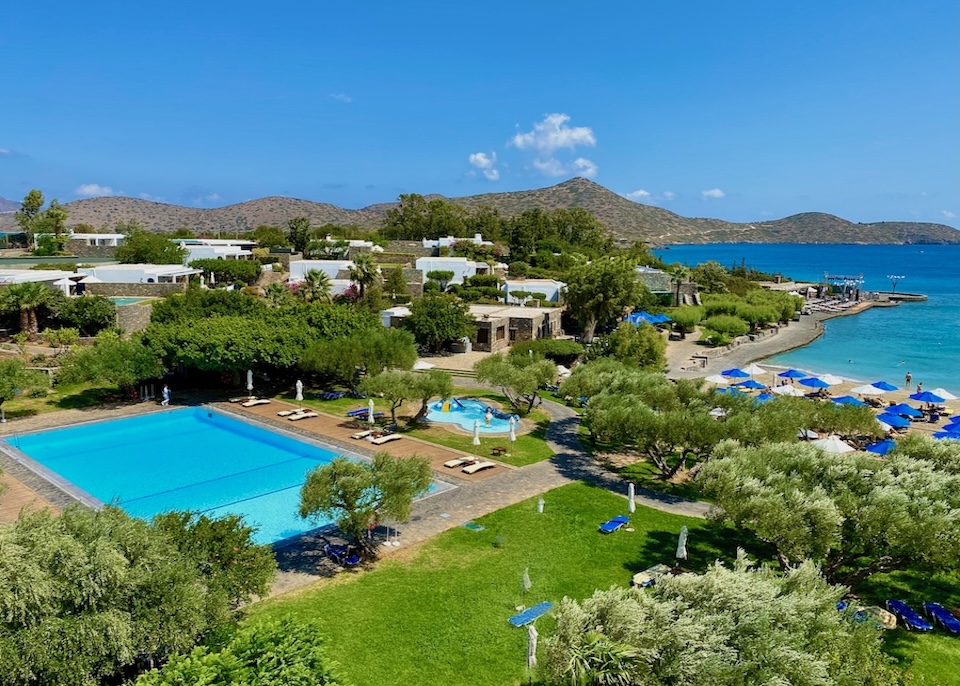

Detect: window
[496,326,506,341]
[477,328,490,345]
[509,328,517,342]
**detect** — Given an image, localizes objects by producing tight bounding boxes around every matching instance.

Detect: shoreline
[666,301,876,381]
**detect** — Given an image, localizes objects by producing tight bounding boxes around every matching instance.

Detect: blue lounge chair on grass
[508,601,553,627]
[324,543,361,567]
[923,603,960,634]
[599,515,629,534]
[886,600,932,632]
[320,391,347,401]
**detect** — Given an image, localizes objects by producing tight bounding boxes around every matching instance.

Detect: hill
[1,179,956,244]
[0,196,19,214]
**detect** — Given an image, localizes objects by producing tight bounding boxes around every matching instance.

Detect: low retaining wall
[87,282,186,297]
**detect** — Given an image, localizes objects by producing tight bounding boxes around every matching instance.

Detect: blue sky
[1,0,957,227]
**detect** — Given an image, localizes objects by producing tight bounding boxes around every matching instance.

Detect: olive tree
[474,352,556,414]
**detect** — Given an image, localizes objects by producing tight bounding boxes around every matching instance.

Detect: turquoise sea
[653,244,960,392]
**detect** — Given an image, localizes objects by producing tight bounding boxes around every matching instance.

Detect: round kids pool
[426,398,517,433]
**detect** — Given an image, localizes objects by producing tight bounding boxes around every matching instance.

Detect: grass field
[251,483,757,686]
[1,381,118,419]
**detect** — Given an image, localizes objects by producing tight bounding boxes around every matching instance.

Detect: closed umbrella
[743,363,767,376]
[704,374,729,385]
[508,416,517,443]
[721,368,750,378]
[295,379,304,402]
[865,439,896,455]
[627,483,636,513]
[771,384,805,397]
[368,398,375,424]
[473,419,481,446]
[877,413,910,428]
[246,369,254,394]
[811,436,855,453]
[871,381,898,392]
[931,388,958,401]
[676,526,688,560]
[527,624,539,670]
[851,384,886,396]
[778,369,807,379]
[799,377,831,389]
[911,391,946,404]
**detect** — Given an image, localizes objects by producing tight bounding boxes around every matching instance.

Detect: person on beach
[905,372,912,387]
[917,382,923,393]
[161,384,171,406]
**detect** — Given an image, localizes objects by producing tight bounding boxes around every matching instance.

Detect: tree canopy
[699,436,960,586]
[115,227,188,265]
[404,293,475,353]
[546,552,900,686]
[0,358,46,409]
[57,330,164,389]
[474,352,556,414]
[300,328,417,391]
[564,258,647,343]
[587,321,666,371]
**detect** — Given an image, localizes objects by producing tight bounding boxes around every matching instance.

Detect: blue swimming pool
[425,398,516,433]
[109,296,152,306]
[5,408,346,545]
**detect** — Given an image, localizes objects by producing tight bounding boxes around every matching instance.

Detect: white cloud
[204,192,222,203]
[532,157,567,177]
[662,191,676,201]
[468,152,500,181]
[625,189,651,200]
[941,210,956,219]
[483,169,500,181]
[138,192,165,202]
[329,93,352,103]
[511,113,596,154]
[571,157,598,178]
[701,188,726,199]
[75,183,115,197]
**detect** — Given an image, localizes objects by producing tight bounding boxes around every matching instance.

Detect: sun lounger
[444,457,477,468]
[599,515,630,534]
[632,563,672,587]
[462,461,496,474]
[369,433,402,445]
[320,391,347,401]
[346,408,369,417]
[351,430,373,440]
[923,603,960,634]
[886,600,932,632]
[229,396,254,403]
[508,601,553,627]
[240,398,271,407]
[277,408,305,417]
[324,543,361,567]
[287,411,318,421]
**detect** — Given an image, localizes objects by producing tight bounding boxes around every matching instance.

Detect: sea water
[653,244,960,391]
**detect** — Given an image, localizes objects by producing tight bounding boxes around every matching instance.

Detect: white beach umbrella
[556,364,572,378]
[508,416,517,443]
[627,483,636,513]
[209,272,216,285]
[851,384,886,396]
[798,428,819,440]
[676,525,689,560]
[743,363,768,376]
[877,420,893,433]
[295,379,304,402]
[78,274,103,283]
[811,436,855,454]
[704,374,729,385]
[53,277,74,296]
[473,419,481,446]
[246,369,254,394]
[709,407,727,418]
[412,360,435,371]
[819,374,845,386]
[932,388,958,401]
[771,384,805,396]
[367,398,375,424]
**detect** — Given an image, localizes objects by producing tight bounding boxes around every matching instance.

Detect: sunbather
[444,456,477,468]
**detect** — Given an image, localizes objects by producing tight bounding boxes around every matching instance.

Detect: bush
[509,339,584,366]
[704,314,750,337]
[508,261,529,277]
[189,258,263,286]
[50,295,116,336]
[700,329,732,347]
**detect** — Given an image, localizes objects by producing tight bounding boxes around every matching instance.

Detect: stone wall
[373,252,417,266]
[87,282,186,297]
[385,241,433,257]
[116,302,154,334]
[268,251,302,268]
[65,240,118,259]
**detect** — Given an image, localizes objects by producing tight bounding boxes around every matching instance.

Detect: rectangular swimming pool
[109,296,152,306]
[5,408,349,545]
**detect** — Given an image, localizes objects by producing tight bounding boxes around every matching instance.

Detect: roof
[79,264,201,277]
[0,268,79,284]
[469,304,556,319]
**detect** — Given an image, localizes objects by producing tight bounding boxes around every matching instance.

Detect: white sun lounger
[277,408,305,417]
[369,433,402,445]
[288,411,318,421]
[229,396,254,403]
[351,430,373,440]
[241,398,271,407]
[462,461,496,475]
[444,457,476,468]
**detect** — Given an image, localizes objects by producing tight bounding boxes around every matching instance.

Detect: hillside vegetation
[2,179,957,244]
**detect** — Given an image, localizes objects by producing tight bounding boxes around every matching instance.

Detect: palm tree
[1,282,54,338]
[668,265,690,307]
[264,282,295,307]
[296,269,332,303]
[348,253,380,299]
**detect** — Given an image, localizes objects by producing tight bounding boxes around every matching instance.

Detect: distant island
[2,178,958,245]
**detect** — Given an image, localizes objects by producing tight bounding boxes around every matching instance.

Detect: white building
[421,233,493,250]
[503,278,565,303]
[0,268,78,285]
[176,238,256,263]
[415,257,490,285]
[78,264,201,284]
[68,231,126,247]
[288,259,355,282]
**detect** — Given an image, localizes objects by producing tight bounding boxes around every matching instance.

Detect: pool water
[6,408,344,545]
[109,297,151,306]
[426,398,516,433]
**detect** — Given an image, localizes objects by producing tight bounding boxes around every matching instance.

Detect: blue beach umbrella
[871,381,899,392]
[865,439,896,455]
[832,396,866,407]
[716,387,746,396]
[755,393,775,403]
[933,430,960,440]
[722,368,750,378]
[777,369,807,379]
[877,413,910,428]
[885,403,923,418]
[654,313,672,323]
[732,379,766,390]
[910,391,946,404]
[799,377,831,389]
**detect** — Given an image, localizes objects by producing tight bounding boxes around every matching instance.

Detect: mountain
[1,179,957,244]
[0,196,19,214]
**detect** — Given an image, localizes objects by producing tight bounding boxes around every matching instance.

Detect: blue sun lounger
[508,601,553,627]
[886,600,932,632]
[599,515,629,534]
[923,603,960,634]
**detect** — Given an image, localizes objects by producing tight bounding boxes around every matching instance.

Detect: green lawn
[2,381,119,419]
[250,483,730,686]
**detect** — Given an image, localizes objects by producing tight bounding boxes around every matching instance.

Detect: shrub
[509,339,584,366]
[704,314,750,337]
[189,258,262,286]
